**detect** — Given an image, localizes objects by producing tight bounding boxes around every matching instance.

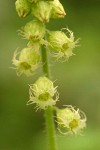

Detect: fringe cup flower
[50,0,66,18]
[56,106,86,135]
[27,77,59,110]
[19,20,46,42]
[12,45,41,76]
[31,1,52,22]
[15,0,31,18]
[48,28,79,61]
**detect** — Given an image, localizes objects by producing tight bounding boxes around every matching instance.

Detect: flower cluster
[13,0,78,76]
[15,0,66,20]
[13,0,86,136]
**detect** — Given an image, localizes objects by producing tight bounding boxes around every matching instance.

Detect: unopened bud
[50,0,66,18]
[27,0,36,3]
[15,0,31,18]
[31,1,52,22]
[28,0,54,2]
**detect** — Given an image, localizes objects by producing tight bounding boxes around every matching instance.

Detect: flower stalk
[41,45,57,150]
[41,46,50,78]
[45,107,57,150]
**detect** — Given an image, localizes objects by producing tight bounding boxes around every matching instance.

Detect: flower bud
[50,0,66,18]
[15,0,31,18]
[27,77,59,109]
[40,0,54,1]
[56,106,86,135]
[28,0,54,3]
[31,1,52,22]
[27,0,36,3]
[19,20,46,42]
[48,29,79,61]
[12,45,41,76]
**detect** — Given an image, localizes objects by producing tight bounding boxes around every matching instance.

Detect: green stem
[41,46,57,150]
[41,46,50,78]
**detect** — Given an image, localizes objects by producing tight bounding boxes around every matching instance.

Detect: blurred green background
[0,0,100,149]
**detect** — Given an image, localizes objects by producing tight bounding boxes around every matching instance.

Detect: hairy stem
[41,46,57,150]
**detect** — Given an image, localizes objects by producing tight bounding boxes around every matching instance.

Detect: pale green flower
[57,106,86,135]
[19,20,46,42]
[12,45,41,76]
[15,0,31,18]
[27,77,59,109]
[48,28,79,61]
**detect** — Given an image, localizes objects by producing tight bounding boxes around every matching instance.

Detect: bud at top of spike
[15,0,31,18]
[31,1,52,22]
[28,0,54,2]
[27,77,59,109]
[57,106,86,135]
[48,29,79,61]
[19,20,46,42]
[50,0,66,18]
[27,0,36,3]
[12,45,41,76]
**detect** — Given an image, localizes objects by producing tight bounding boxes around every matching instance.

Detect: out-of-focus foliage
[0,0,100,149]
